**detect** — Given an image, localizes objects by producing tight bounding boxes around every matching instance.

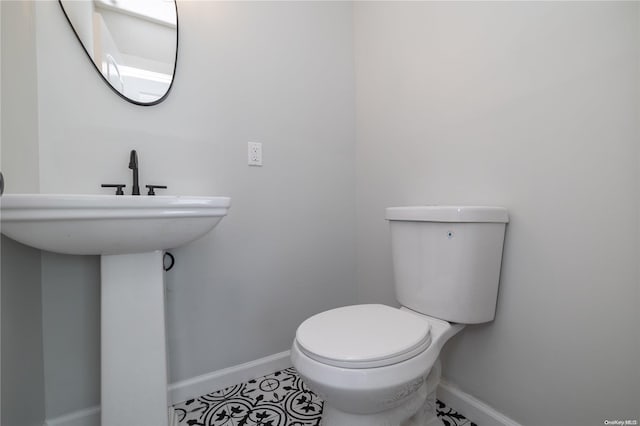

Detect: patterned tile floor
[172,367,476,426]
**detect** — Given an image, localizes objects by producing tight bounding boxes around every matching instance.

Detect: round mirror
[59,0,178,106]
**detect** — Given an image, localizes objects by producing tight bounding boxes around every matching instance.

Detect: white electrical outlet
[248,142,263,166]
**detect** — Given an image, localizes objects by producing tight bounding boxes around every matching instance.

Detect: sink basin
[0,193,230,426]
[0,194,230,255]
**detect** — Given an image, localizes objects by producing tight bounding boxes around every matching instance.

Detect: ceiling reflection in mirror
[59,0,178,106]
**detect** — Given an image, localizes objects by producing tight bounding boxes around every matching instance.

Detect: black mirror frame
[57,0,179,107]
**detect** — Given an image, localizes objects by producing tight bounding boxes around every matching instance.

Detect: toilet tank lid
[386,206,509,223]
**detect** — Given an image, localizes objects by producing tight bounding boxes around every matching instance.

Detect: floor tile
[437,399,474,426]
[173,367,475,426]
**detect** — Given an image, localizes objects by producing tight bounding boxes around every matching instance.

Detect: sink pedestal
[101,251,168,426]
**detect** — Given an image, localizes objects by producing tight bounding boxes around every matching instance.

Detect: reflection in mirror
[59,0,178,106]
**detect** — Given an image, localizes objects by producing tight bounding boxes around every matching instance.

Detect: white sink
[0,193,230,426]
[0,194,230,255]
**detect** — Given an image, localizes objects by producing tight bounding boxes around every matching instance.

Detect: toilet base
[321,361,444,426]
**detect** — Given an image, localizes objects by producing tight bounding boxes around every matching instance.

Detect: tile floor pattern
[173,367,477,426]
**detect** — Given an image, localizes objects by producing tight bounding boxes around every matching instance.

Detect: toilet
[291,206,509,426]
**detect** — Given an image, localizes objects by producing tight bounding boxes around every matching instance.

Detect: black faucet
[102,150,166,195]
[129,150,140,195]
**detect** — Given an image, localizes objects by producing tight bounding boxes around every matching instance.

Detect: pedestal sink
[0,194,230,426]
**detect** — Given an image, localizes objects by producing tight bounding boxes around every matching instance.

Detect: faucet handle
[146,185,167,196]
[101,184,126,195]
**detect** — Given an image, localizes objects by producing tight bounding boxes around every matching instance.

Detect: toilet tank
[386,206,509,324]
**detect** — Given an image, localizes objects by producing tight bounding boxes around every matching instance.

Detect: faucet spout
[128,150,140,195]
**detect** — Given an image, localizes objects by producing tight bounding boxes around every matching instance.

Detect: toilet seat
[295,304,431,369]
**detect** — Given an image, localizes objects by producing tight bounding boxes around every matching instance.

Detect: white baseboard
[438,378,522,426]
[43,350,293,426]
[168,350,293,405]
[45,354,519,426]
[43,406,100,426]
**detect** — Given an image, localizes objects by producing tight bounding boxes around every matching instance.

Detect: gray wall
[23,0,357,420]
[1,2,45,425]
[353,2,639,425]
[1,3,2,421]
[0,0,40,192]
[41,254,101,418]
[1,237,45,426]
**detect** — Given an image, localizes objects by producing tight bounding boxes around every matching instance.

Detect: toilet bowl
[291,304,464,426]
[291,206,509,426]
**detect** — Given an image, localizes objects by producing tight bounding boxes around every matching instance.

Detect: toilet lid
[295,304,431,369]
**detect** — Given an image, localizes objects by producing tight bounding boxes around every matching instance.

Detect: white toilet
[291,206,509,426]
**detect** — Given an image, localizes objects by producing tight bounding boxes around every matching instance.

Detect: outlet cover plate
[248,142,262,166]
